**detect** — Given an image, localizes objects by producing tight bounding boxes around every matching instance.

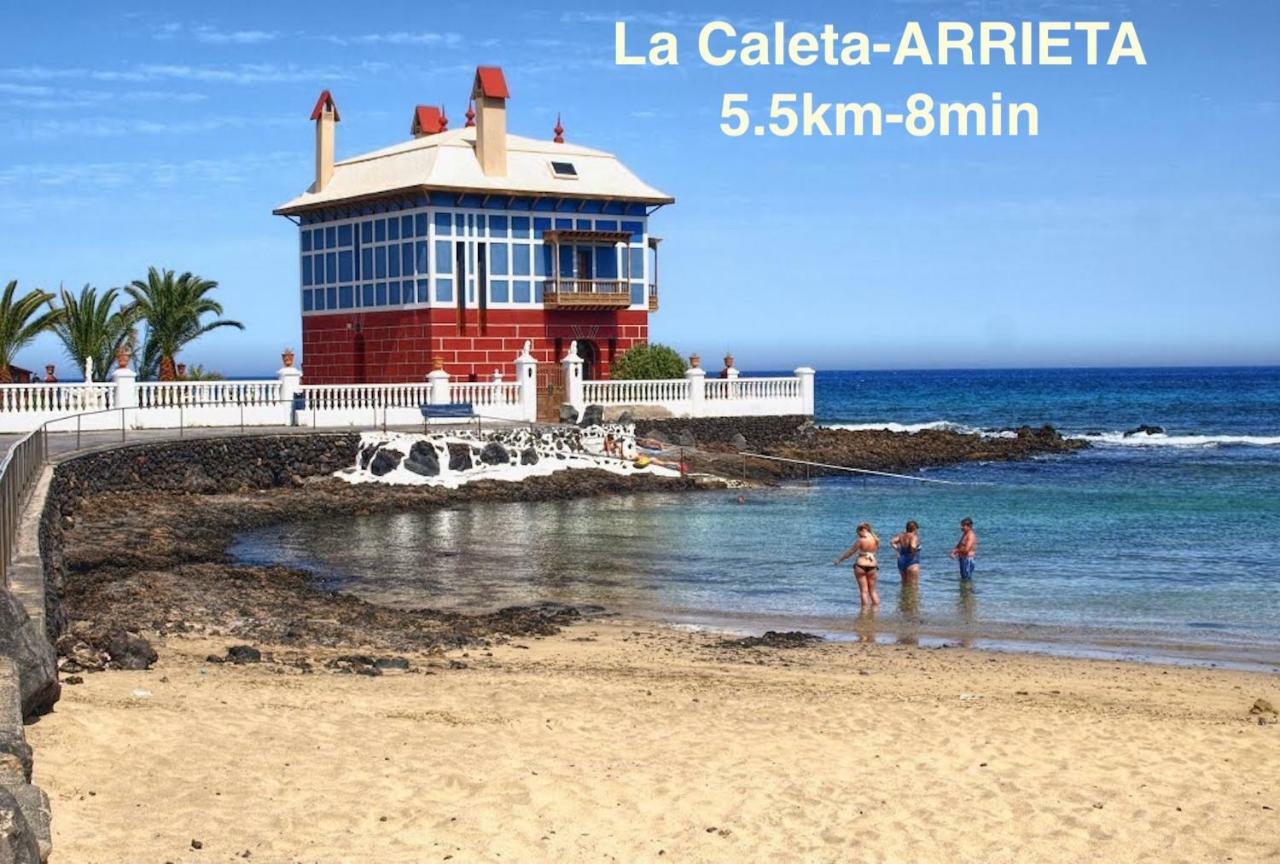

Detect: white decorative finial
[566,340,579,361]
[522,339,533,357]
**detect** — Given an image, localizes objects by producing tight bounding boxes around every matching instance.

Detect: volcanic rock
[520,447,539,466]
[369,448,403,477]
[226,645,262,665]
[579,404,604,427]
[479,442,509,465]
[404,442,440,477]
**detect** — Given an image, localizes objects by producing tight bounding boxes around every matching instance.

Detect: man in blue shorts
[949,517,978,580]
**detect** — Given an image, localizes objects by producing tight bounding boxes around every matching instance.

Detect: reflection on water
[229,472,1280,665]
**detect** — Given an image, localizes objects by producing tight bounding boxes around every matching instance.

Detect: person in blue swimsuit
[949,517,978,580]
[890,520,922,586]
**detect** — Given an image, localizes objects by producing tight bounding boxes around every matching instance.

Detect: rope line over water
[739,452,967,485]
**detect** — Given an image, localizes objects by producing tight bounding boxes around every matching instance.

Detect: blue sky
[2,0,1277,376]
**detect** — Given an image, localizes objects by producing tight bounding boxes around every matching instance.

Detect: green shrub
[610,343,687,380]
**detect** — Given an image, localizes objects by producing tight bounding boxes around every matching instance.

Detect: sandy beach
[28,621,1280,864]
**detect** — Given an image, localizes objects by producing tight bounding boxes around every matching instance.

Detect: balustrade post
[427,358,450,407]
[561,341,585,418]
[513,341,538,423]
[685,355,706,418]
[795,367,816,416]
[112,364,137,412]
[277,354,303,426]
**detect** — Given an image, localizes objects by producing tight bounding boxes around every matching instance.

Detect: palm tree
[124,267,243,381]
[0,280,60,384]
[50,284,135,381]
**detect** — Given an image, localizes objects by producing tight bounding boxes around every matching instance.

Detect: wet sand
[28,621,1280,863]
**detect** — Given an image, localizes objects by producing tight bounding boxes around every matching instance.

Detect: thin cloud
[1,63,346,86]
[326,31,463,47]
[15,116,293,141]
[0,152,299,190]
[152,22,279,45]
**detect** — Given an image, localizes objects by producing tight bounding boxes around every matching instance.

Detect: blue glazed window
[622,221,643,241]
[301,256,313,287]
[416,279,428,303]
[361,221,373,244]
[490,243,509,275]
[313,254,325,285]
[455,214,465,232]
[555,218,573,229]
[489,216,508,237]
[338,250,353,282]
[325,226,337,249]
[301,231,312,253]
[631,283,644,305]
[375,282,387,305]
[534,278,544,302]
[337,224,352,247]
[362,284,375,307]
[512,216,530,238]
[490,279,509,302]
[387,248,400,278]
[596,246,617,278]
[339,285,354,308]
[326,253,337,283]
[434,212,452,235]
[536,245,551,277]
[513,245,531,276]
[558,245,574,277]
[302,289,314,311]
[361,248,373,280]
[629,247,643,279]
[533,217,551,233]
[597,220,618,231]
[313,288,325,311]
[476,215,486,233]
[375,219,386,242]
[415,214,428,237]
[435,277,452,302]
[575,219,592,230]
[415,241,429,274]
[435,241,452,274]
[513,279,531,303]
[402,243,415,276]
[375,247,387,279]
[401,215,413,238]
[326,286,337,309]
[388,218,400,242]
[389,281,401,305]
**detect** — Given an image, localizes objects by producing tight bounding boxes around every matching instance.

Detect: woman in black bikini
[835,522,881,608]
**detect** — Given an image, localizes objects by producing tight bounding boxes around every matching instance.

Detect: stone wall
[632,415,810,450]
[39,433,362,643]
[0,656,51,861]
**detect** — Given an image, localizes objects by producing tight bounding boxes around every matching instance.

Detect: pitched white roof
[274,127,672,214]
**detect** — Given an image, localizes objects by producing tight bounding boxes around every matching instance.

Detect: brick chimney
[310,90,340,192]
[471,66,509,176]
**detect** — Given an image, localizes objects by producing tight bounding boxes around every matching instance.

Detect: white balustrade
[0,384,113,415]
[575,370,813,419]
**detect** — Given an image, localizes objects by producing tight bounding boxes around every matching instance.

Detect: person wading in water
[949,517,978,581]
[835,523,881,608]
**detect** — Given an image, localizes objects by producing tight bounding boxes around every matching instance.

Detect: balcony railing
[647,282,659,312]
[542,279,633,310]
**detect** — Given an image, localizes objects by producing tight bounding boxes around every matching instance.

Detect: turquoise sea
[233,367,1280,668]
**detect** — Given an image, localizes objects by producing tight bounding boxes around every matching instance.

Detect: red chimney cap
[472,66,510,100]
[412,105,446,136]
[310,90,340,122]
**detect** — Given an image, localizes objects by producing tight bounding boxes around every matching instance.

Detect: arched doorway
[578,340,600,380]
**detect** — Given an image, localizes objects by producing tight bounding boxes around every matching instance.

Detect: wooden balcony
[542,279,633,310]
[647,283,659,312]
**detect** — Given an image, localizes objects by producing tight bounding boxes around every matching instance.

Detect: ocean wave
[823,420,1280,448]
[1071,431,1280,449]
[824,420,1017,438]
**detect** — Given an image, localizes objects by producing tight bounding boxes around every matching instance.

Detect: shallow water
[231,367,1280,668]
